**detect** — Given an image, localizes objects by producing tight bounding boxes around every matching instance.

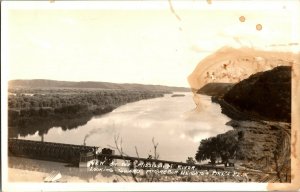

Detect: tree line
[8,88,167,127]
[8,89,166,109]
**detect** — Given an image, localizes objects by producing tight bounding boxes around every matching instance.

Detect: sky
[3,1,300,87]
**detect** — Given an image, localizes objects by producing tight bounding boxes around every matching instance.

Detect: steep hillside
[9,79,190,92]
[223,66,291,122]
[192,49,293,180]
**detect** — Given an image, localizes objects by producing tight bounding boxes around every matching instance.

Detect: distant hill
[8,79,190,92]
[223,66,291,122]
[197,83,234,96]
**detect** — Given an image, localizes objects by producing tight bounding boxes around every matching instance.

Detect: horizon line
[8,78,191,89]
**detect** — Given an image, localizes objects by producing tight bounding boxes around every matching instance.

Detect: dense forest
[8,88,167,136]
[8,88,167,109]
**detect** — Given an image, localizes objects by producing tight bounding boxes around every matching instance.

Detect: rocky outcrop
[188,47,296,94]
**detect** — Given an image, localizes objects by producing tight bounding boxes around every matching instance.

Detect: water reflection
[15,94,232,162]
[9,114,93,139]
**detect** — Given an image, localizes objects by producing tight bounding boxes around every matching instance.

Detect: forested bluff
[195,66,291,182]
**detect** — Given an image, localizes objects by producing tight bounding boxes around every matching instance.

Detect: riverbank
[8,88,168,139]
[8,89,166,126]
[193,66,292,182]
[10,93,231,163]
[209,96,291,181]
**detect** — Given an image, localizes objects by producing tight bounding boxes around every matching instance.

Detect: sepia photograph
[1,0,300,191]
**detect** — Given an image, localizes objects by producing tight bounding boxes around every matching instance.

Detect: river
[18,93,232,162]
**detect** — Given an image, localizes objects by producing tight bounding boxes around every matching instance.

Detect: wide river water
[19,93,232,162]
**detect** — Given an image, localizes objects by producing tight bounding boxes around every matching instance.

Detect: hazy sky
[4,1,300,87]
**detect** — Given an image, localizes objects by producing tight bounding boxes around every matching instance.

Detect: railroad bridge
[8,138,96,165]
[8,139,224,171]
[9,139,285,182]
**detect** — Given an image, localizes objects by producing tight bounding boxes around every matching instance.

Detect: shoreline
[208,95,291,181]
[8,92,167,139]
[7,93,291,183]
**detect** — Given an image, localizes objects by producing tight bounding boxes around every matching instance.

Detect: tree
[195,132,238,165]
[195,138,218,164]
[186,157,196,165]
